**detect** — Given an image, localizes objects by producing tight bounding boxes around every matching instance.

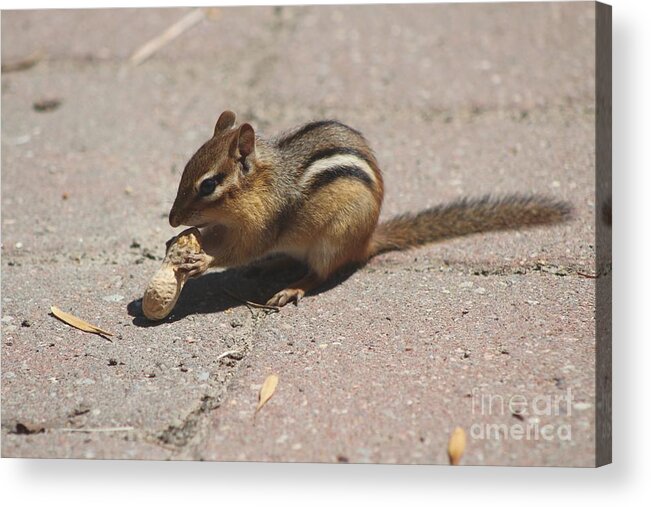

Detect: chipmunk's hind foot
[266,271,323,307]
[266,287,305,307]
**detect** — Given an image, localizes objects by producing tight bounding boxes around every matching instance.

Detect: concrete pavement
[2,3,597,465]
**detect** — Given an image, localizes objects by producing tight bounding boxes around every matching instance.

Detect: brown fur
[368,195,572,258]
[169,111,572,306]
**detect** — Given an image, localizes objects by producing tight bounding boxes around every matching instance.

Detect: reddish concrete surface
[2,3,597,465]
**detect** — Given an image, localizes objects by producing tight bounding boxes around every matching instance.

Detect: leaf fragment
[1,50,44,73]
[448,426,467,465]
[256,374,278,413]
[50,306,113,338]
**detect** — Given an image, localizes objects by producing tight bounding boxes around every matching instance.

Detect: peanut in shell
[142,228,203,320]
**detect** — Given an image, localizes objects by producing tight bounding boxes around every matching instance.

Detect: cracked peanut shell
[142,228,203,320]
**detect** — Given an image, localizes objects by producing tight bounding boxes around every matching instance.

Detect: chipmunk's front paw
[266,288,305,307]
[178,252,213,278]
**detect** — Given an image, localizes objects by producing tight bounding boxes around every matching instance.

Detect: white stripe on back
[299,154,377,189]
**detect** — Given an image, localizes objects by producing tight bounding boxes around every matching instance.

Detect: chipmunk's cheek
[200,207,221,222]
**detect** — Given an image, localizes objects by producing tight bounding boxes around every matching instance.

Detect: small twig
[57,427,134,433]
[129,8,205,66]
[577,271,598,279]
[1,50,44,73]
[242,302,256,318]
[216,349,243,361]
[222,288,280,313]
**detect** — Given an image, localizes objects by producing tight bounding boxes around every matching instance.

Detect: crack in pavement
[154,393,224,449]
[145,308,274,456]
[148,258,600,454]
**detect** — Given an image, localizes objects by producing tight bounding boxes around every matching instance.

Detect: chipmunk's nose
[169,207,181,228]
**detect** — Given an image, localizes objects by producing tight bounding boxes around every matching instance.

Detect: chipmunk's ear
[214,110,236,136]
[229,123,255,159]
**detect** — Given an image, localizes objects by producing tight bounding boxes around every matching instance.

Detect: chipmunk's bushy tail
[368,194,572,258]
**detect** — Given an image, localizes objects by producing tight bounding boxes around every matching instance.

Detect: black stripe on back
[307,164,374,192]
[302,146,374,171]
[277,120,361,149]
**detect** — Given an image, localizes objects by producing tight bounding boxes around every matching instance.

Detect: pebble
[197,371,210,381]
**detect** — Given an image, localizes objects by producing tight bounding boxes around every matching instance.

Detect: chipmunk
[168,110,571,307]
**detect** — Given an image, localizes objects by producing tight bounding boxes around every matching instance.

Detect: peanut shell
[142,228,203,320]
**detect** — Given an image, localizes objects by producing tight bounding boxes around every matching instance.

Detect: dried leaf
[447,426,467,465]
[50,306,113,337]
[256,374,278,413]
[1,50,44,73]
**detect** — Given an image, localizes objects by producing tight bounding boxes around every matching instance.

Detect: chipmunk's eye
[198,173,225,197]
[199,178,216,196]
